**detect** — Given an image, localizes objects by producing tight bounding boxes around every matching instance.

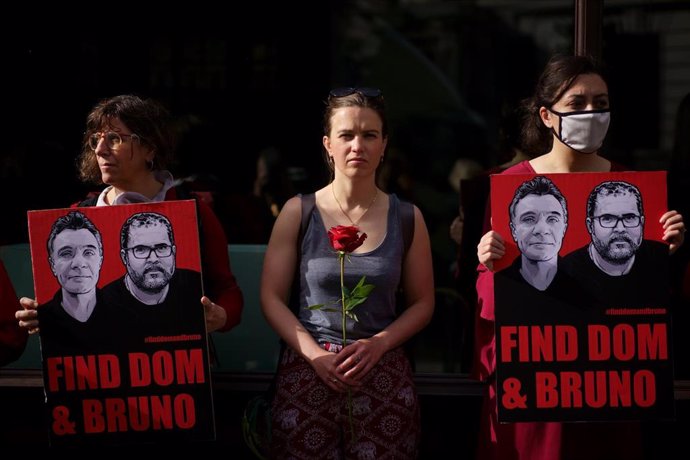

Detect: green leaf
[343,276,375,311]
[346,297,368,310]
[352,277,374,294]
[351,284,374,298]
[306,304,342,314]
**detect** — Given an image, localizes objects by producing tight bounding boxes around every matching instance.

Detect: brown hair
[520,55,608,157]
[322,90,388,172]
[77,95,176,184]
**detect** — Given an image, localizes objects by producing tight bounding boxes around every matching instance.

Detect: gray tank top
[298,194,404,345]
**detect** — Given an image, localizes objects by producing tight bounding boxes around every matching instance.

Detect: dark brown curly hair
[77,95,176,184]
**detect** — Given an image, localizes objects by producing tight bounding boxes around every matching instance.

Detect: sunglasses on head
[329,87,383,98]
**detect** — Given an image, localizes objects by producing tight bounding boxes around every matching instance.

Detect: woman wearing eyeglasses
[261,88,434,459]
[474,55,685,460]
[16,94,243,335]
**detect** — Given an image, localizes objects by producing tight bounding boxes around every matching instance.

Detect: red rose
[328,225,367,253]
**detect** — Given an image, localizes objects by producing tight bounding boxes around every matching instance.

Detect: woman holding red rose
[261,87,435,459]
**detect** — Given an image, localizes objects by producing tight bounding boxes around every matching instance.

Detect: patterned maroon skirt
[270,345,420,459]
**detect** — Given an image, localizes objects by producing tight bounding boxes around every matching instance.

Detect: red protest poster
[491,171,674,422]
[27,200,215,447]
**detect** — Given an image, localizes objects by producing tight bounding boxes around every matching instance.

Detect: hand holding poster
[492,171,674,422]
[28,200,215,446]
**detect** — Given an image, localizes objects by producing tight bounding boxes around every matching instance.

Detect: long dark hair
[520,55,608,157]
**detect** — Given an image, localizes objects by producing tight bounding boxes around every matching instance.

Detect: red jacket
[0,260,27,365]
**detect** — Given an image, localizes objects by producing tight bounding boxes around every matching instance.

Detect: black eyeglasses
[125,244,173,259]
[593,214,641,228]
[88,131,140,151]
[329,87,383,98]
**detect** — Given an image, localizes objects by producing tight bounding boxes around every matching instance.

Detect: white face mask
[550,109,610,154]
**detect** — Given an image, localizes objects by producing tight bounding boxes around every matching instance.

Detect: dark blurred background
[2,2,689,456]
[2,0,689,374]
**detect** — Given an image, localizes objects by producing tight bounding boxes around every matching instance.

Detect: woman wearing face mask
[474,55,686,460]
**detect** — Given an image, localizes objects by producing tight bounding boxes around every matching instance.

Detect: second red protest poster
[492,171,674,422]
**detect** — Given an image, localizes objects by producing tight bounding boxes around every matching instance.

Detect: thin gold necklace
[331,183,378,227]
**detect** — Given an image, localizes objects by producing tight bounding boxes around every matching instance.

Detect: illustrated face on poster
[507,176,568,291]
[120,212,177,298]
[47,211,103,300]
[585,181,644,274]
[510,194,567,262]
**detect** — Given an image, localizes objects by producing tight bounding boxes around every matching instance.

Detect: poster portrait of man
[561,180,669,309]
[505,175,569,292]
[102,212,206,343]
[37,211,120,354]
[28,200,214,447]
[491,171,674,423]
